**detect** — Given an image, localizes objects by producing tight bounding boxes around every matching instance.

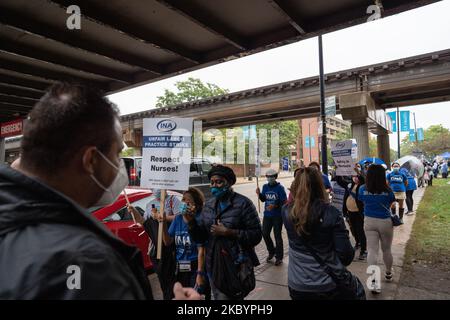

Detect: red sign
[1,119,23,138]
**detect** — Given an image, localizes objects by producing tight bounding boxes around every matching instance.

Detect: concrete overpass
[120,48,450,162]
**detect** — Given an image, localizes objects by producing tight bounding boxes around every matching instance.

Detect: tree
[400,125,450,158]
[156,77,229,108]
[256,121,299,160]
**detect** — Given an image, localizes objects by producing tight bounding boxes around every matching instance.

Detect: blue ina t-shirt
[260,182,287,217]
[356,185,395,219]
[386,171,408,192]
[168,214,203,262]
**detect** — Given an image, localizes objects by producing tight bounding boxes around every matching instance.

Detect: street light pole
[318,35,328,174]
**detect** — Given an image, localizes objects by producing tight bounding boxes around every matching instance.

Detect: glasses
[210,179,226,186]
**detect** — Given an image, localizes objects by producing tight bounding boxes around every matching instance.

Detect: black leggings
[405,190,414,212]
[348,211,366,252]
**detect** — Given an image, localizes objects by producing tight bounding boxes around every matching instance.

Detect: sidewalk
[246,187,427,300]
[235,171,294,185]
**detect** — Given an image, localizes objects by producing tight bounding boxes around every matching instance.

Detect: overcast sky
[108,0,450,151]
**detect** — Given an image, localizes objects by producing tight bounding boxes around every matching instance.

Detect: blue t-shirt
[322,173,332,190]
[401,170,417,191]
[168,214,202,262]
[387,171,408,192]
[261,182,287,217]
[357,185,395,219]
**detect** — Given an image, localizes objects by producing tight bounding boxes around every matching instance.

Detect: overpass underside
[121,49,450,163]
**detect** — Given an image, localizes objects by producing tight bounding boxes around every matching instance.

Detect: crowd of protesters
[0,82,431,301]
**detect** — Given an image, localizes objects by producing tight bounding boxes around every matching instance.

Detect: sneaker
[274,259,283,266]
[399,218,404,224]
[406,211,415,216]
[266,253,274,262]
[358,251,367,260]
[385,272,393,282]
[370,279,381,294]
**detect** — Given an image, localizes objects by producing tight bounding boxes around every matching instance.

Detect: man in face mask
[256,169,287,266]
[0,82,153,299]
[184,165,262,300]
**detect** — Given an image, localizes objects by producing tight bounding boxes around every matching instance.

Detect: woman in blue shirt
[401,168,417,215]
[159,187,211,299]
[354,164,396,294]
[386,162,408,222]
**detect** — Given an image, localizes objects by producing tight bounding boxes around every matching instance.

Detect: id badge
[178,260,191,272]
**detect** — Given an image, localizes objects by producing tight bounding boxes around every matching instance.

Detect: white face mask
[90,150,129,207]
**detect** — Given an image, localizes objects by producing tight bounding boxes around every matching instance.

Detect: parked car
[90,188,182,273]
[121,156,212,199]
[122,156,142,186]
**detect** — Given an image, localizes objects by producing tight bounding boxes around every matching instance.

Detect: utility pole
[318,35,328,174]
[397,106,401,159]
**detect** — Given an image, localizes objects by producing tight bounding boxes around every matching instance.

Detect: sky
[108,0,450,151]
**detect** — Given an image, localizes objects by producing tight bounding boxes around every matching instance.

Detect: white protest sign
[141,118,193,191]
[331,139,358,176]
[331,181,345,213]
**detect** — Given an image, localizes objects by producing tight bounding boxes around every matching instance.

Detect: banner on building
[400,110,410,132]
[141,118,193,190]
[331,139,358,176]
[387,111,397,132]
[409,129,416,142]
[417,128,424,141]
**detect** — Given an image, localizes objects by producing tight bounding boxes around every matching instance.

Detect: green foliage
[256,121,299,159]
[121,148,135,157]
[156,77,229,108]
[401,125,450,158]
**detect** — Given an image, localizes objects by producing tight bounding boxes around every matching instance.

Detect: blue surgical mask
[179,202,189,215]
[393,167,400,172]
[211,186,229,199]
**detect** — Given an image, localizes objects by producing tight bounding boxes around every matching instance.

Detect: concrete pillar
[377,132,390,168]
[0,138,5,164]
[351,121,369,161]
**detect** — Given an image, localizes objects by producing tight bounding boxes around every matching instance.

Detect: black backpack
[211,237,255,299]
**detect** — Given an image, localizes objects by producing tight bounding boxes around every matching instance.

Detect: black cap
[207,165,237,185]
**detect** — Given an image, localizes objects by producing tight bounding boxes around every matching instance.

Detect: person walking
[282,167,355,300]
[386,162,408,223]
[342,174,367,260]
[441,161,449,179]
[256,169,287,266]
[402,168,417,215]
[352,164,396,294]
[186,165,262,300]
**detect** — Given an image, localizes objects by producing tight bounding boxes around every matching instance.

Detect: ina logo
[157,119,177,132]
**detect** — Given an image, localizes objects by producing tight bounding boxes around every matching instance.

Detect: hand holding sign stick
[157,189,167,260]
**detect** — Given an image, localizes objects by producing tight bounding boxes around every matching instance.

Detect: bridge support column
[377,131,390,168]
[351,121,370,161]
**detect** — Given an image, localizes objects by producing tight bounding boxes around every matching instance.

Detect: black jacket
[282,200,354,292]
[336,176,365,215]
[188,191,262,274]
[0,165,153,299]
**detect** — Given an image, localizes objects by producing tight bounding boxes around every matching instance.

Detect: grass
[403,178,450,270]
